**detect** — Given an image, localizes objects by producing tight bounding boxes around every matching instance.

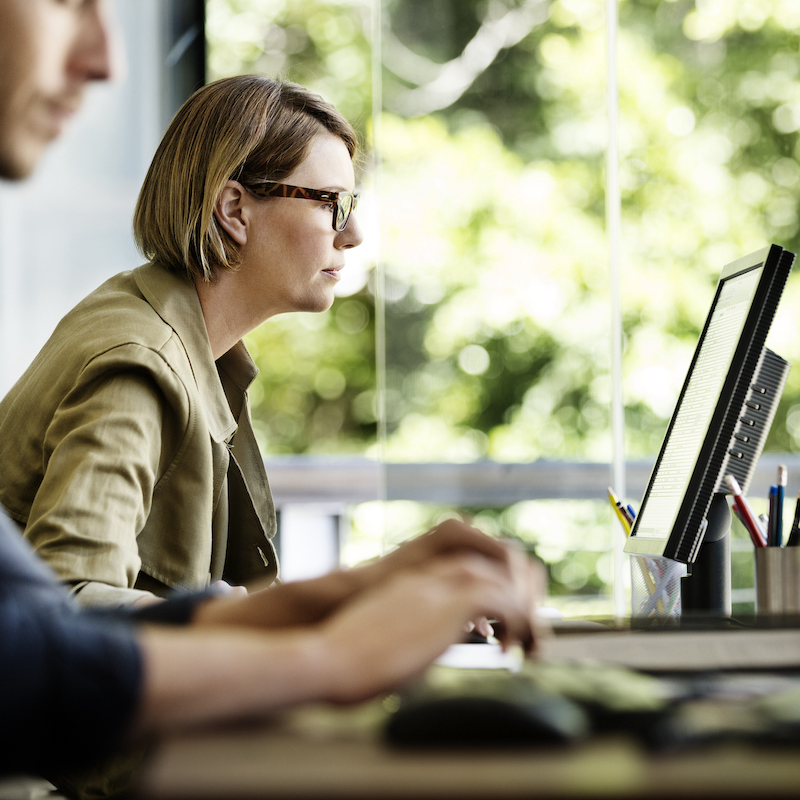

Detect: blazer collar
[133,262,258,443]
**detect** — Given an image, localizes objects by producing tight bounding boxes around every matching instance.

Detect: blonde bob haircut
[133,75,358,281]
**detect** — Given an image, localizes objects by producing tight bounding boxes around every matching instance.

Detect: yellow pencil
[607,486,632,536]
[608,488,664,613]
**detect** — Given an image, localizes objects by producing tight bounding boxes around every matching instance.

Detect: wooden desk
[137,704,800,799]
[138,630,800,800]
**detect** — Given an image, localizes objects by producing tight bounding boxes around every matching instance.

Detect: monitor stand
[680,493,732,617]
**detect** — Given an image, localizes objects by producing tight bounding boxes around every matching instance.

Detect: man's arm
[0,589,143,777]
[0,506,539,778]
[134,550,538,734]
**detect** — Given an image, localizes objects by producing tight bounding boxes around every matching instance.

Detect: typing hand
[316,551,539,704]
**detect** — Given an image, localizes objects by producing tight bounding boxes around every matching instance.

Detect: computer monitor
[624,244,794,565]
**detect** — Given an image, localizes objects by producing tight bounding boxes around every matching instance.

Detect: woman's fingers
[318,551,541,704]
[210,580,248,597]
[380,519,511,574]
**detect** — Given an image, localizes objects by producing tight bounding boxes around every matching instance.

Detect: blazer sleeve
[23,343,190,607]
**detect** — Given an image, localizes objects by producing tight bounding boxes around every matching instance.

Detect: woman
[0,76,364,606]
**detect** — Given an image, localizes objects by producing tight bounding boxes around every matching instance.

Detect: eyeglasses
[245,181,360,232]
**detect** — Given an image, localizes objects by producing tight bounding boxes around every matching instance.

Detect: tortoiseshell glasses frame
[245,181,360,232]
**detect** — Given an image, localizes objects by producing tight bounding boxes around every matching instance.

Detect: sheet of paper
[435,642,523,671]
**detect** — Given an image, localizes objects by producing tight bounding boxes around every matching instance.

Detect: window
[207,0,800,615]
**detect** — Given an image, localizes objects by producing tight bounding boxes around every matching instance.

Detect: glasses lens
[335,194,353,232]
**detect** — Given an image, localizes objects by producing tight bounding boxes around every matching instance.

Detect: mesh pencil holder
[630,555,686,618]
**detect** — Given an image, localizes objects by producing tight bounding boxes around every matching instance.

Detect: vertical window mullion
[605,0,627,619]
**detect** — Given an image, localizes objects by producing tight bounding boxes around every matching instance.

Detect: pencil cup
[755,547,800,615]
[630,556,686,618]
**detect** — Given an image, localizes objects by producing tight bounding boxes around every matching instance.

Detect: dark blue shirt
[0,510,204,777]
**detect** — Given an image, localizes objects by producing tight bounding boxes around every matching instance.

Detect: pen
[724,474,767,548]
[787,491,800,547]
[733,502,767,544]
[607,486,631,536]
[776,464,787,547]
[768,485,778,546]
[610,488,634,527]
[731,502,757,536]
[622,505,634,527]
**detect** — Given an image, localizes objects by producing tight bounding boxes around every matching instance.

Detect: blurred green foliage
[208,0,800,610]
[245,292,376,453]
[209,0,800,458]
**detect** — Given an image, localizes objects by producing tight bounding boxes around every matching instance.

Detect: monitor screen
[625,244,794,563]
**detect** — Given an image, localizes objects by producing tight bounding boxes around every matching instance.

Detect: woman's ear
[214,180,249,246]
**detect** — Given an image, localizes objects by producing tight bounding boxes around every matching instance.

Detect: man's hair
[133,75,358,281]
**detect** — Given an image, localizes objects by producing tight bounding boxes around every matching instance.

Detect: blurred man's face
[0,0,115,180]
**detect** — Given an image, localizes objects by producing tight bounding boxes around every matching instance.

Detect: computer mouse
[385,676,589,748]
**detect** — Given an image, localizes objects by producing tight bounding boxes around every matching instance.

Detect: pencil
[724,474,767,548]
[607,487,631,536]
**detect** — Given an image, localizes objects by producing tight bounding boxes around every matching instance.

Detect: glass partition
[376,0,615,615]
[617,0,800,613]
[207,0,800,615]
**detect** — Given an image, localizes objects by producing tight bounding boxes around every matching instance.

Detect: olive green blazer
[0,262,278,607]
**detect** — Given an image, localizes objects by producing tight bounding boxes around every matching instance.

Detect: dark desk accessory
[384,660,683,749]
[385,670,589,748]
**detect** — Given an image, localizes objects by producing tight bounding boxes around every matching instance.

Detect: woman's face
[238,130,363,318]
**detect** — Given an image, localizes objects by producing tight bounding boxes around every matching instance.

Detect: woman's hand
[372,520,543,643]
[193,519,542,637]
[135,550,540,735]
[362,518,513,580]
[210,580,248,598]
[314,551,540,704]
[149,540,542,733]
